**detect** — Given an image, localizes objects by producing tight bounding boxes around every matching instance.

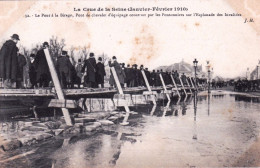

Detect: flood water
[1,91,260,167]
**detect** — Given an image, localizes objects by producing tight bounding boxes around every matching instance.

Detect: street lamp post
[193,59,198,90]
[208,71,211,93]
[206,61,211,93]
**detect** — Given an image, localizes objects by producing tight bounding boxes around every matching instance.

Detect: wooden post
[170,74,180,97]
[179,76,187,96]
[186,78,193,93]
[159,73,170,101]
[141,70,156,105]
[111,67,130,113]
[44,49,73,126]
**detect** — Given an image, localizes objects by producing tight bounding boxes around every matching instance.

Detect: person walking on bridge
[34,42,51,87]
[29,54,37,89]
[96,57,106,88]
[56,51,72,89]
[16,49,27,89]
[0,34,19,88]
[81,52,97,88]
[109,56,125,88]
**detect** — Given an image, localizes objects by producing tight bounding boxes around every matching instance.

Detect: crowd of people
[0,34,201,89]
[233,79,259,92]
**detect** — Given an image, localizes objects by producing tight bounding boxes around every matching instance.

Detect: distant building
[156,59,206,78]
[250,66,259,80]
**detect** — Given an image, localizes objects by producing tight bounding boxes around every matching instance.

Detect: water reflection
[208,93,210,116]
[193,92,198,140]
[233,95,260,103]
[2,91,260,168]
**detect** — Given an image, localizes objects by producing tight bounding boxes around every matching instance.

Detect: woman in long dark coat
[96,57,106,88]
[109,56,125,88]
[0,34,19,88]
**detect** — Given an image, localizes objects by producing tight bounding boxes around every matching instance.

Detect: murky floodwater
[1,91,260,167]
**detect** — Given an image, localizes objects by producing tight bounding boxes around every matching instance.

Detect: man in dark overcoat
[138,65,145,87]
[0,34,19,88]
[181,73,187,85]
[150,70,156,87]
[124,64,131,87]
[165,71,171,85]
[81,52,97,88]
[155,70,161,86]
[173,70,180,84]
[16,51,27,88]
[133,64,139,87]
[96,57,106,88]
[34,42,51,87]
[56,51,72,89]
[129,64,136,87]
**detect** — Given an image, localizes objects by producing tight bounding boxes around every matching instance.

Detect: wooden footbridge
[0,49,206,125]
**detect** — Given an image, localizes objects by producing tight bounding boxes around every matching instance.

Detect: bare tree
[69,46,76,66]
[82,46,89,61]
[49,36,65,61]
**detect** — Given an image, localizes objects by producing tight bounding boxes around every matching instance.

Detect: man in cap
[81,52,97,88]
[34,42,51,87]
[0,34,20,88]
[96,57,106,88]
[56,50,72,88]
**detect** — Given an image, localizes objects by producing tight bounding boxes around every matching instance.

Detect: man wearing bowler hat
[34,42,51,87]
[0,34,20,88]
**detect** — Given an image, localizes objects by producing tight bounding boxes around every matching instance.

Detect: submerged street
[0,90,260,167]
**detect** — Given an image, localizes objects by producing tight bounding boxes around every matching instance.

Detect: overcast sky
[1,0,260,78]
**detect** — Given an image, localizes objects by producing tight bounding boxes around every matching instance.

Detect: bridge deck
[0,85,199,101]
